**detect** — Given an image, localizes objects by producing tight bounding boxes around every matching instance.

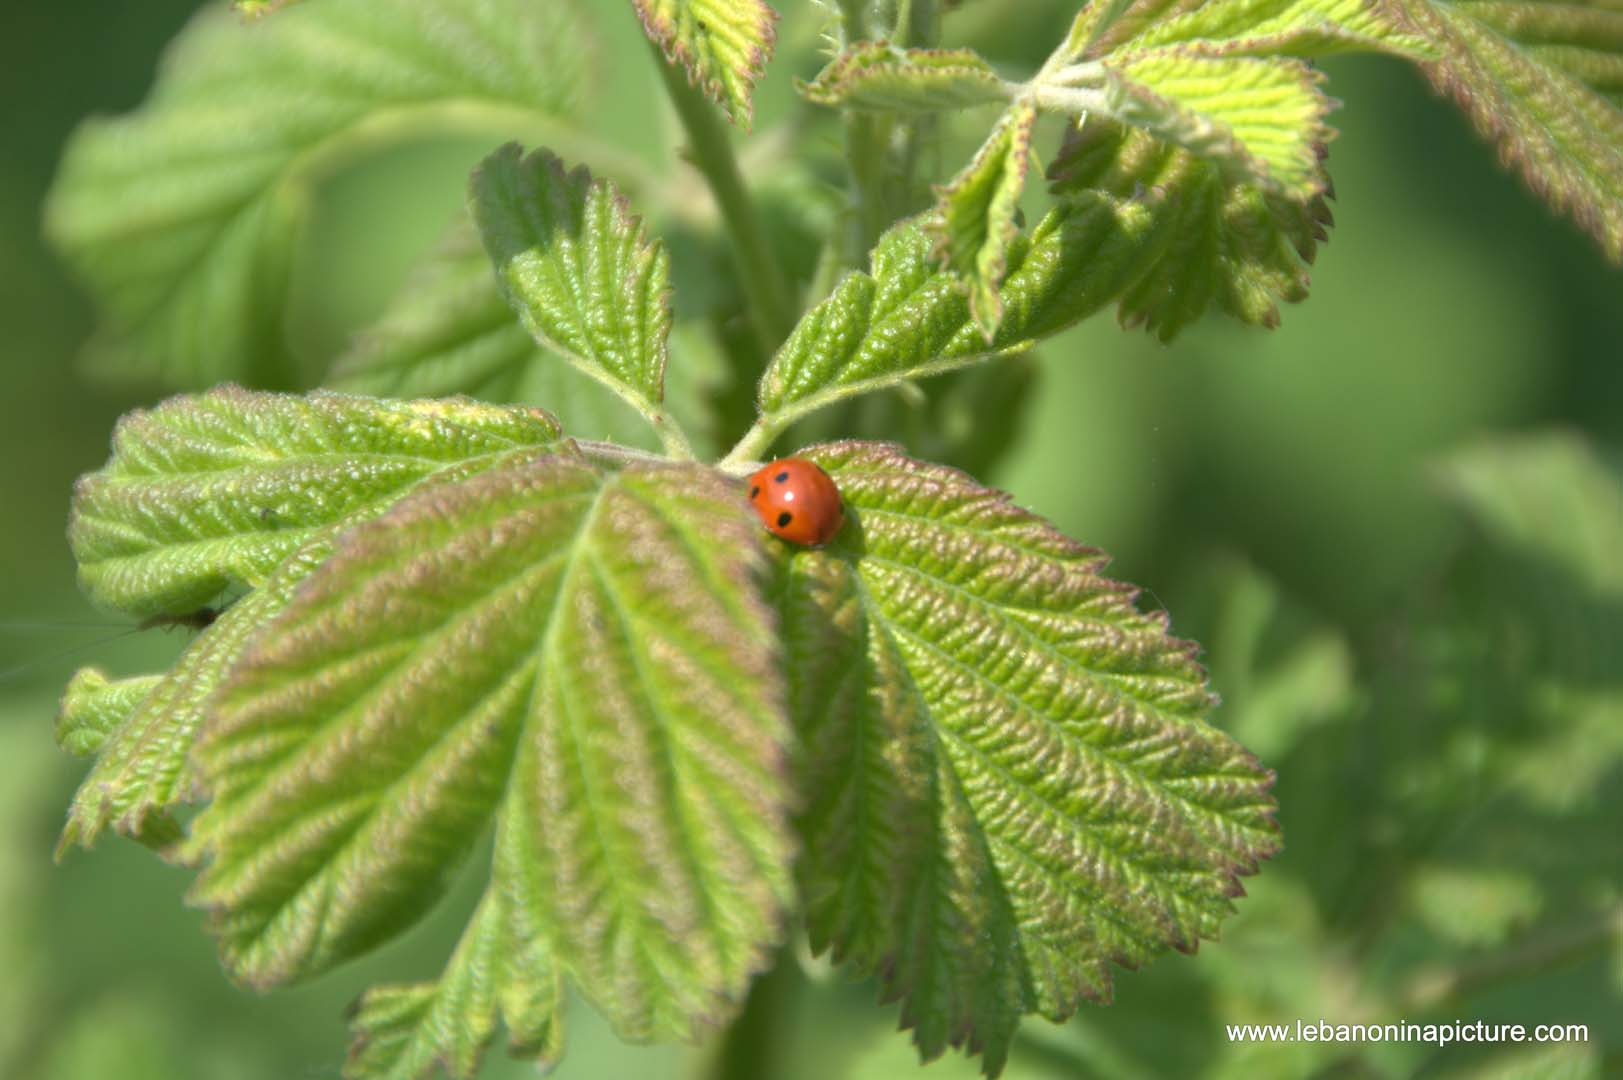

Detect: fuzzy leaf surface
[59,389,563,854]
[344,881,563,1080]
[779,443,1279,1073]
[933,101,1039,338]
[633,0,778,125]
[55,670,163,759]
[1078,0,1433,59]
[471,146,674,421]
[183,454,794,1060]
[801,42,1011,113]
[1393,0,1623,261]
[757,197,1171,425]
[44,0,588,388]
[326,221,656,448]
[1101,50,1332,197]
[70,387,562,618]
[1048,119,1332,339]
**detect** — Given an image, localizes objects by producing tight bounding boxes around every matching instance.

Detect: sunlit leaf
[55,669,162,759]
[1080,0,1433,59]
[801,42,1011,113]
[632,0,778,125]
[44,0,588,387]
[183,454,793,1058]
[1394,0,1623,261]
[471,145,674,428]
[780,442,1280,1073]
[70,387,562,618]
[757,197,1170,427]
[1101,50,1332,198]
[59,388,564,854]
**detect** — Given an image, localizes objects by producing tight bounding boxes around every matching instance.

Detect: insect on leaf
[780,442,1280,1074]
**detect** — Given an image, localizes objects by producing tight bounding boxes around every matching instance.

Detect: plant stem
[651,45,796,358]
[835,0,893,266]
[707,948,801,1080]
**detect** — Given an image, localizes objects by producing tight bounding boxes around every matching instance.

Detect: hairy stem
[651,45,795,358]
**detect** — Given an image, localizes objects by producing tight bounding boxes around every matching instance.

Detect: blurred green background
[2,2,1619,1078]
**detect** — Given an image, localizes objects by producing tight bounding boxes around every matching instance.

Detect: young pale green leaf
[755,195,1171,429]
[470,146,677,435]
[55,670,163,759]
[70,387,562,619]
[779,442,1279,1074]
[801,42,1012,113]
[326,221,657,448]
[183,454,793,1057]
[1101,50,1333,198]
[345,884,563,1080]
[1049,119,1331,340]
[933,101,1039,338]
[44,0,590,389]
[633,0,778,126]
[1392,0,1623,262]
[1078,0,1433,59]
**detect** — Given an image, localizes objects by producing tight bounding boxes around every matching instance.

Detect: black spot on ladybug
[777,511,793,528]
[749,485,760,499]
[775,471,789,483]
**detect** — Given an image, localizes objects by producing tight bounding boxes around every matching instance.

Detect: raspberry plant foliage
[45,0,1622,1078]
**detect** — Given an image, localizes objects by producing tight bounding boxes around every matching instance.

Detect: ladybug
[747,457,844,546]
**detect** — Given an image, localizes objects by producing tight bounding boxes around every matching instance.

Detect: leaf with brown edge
[57,390,565,859]
[633,0,779,126]
[1393,0,1623,262]
[932,100,1040,339]
[800,41,1012,113]
[1049,118,1332,340]
[777,441,1279,1075]
[182,452,793,1065]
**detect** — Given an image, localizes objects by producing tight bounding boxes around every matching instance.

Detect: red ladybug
[747,457,844,546]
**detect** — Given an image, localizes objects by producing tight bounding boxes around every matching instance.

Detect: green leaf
[44,0,588,388]
[326,220,658,448]
[1101,50,1333,198]
[1393,0,1623,261]
[183,454,793,1056]
[58,389,565,855]
[1048,118,1331,340]
[471,146,683,448]
[780,443,1279,1073]
[55,669,162,759]
[632,0,778,126]
[754,196,1170,431]
[1079,0,1434,59]
[70,386,562,618]
[801,42,1012,113]
[345,883,564,1080]
[932,101,1039,338]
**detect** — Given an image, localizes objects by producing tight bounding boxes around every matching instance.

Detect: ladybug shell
[747,457,844,546]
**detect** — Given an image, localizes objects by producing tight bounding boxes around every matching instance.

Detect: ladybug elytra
[747,457,844,546]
